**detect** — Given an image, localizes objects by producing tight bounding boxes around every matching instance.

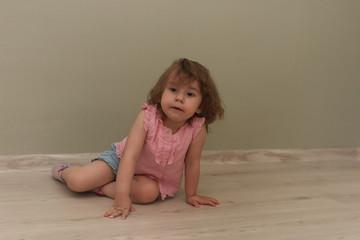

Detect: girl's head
[147,58,224,128]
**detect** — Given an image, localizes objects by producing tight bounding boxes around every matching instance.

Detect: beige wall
[1,0,359,155]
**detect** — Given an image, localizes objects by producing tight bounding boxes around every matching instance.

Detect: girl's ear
[196,101,203,115]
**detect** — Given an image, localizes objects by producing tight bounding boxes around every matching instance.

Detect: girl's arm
[185,125,220,207]
[104,110,147,219]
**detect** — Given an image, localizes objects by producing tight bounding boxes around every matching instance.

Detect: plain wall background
[1,0,359,155]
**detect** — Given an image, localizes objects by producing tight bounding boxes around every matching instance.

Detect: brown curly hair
[147,58,224,130]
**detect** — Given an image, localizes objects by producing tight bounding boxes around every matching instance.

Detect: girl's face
[160,76,202,126]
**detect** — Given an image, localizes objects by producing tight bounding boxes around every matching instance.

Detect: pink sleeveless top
[114,104,205,200]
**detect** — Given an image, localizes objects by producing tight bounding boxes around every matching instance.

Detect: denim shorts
[91,143,120,175]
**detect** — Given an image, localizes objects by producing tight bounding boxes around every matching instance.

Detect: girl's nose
[176,94,184,103]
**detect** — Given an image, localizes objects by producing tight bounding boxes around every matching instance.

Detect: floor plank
[0,149,359,239]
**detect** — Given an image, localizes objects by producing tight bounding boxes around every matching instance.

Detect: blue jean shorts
[91,143,120,175]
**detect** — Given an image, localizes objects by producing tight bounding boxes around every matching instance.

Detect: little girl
[52,58,224,219]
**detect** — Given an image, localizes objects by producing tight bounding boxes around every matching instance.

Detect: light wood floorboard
[0,149,359,240]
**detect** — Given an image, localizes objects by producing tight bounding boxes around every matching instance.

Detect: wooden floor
[0,149,360,240]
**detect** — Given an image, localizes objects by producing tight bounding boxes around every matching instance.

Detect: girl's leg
[61,161,115,192]
[101,175,159,204]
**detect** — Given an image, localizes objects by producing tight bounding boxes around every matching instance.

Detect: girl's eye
[187,92,195,97]
[169,88,177,92]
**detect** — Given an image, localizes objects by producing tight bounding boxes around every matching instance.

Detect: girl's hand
[104,195,136,219]
[186,194,220,208]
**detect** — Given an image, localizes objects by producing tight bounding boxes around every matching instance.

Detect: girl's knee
[132,176,159,204]
[142,184,159,203]
[65,173,89,192]
[62,162,114,193]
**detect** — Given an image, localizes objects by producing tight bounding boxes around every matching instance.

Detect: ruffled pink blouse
[114,104,205,200]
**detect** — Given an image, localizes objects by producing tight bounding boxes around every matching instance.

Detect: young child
[52,58,225,219]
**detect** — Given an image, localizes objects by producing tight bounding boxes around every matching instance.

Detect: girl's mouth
[172,107,183,111]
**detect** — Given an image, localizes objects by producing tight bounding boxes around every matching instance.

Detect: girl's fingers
[109,212,121,219]
[104,209,113,217]
[188,196,220,208]
[198,198,219,207]
[208,198,219,206]
[118,207,136,219]
[188,199,200,208]
[119,209,129,219]
[208,200,218,206]
[119,206,136,219]
[104,207,135,219]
